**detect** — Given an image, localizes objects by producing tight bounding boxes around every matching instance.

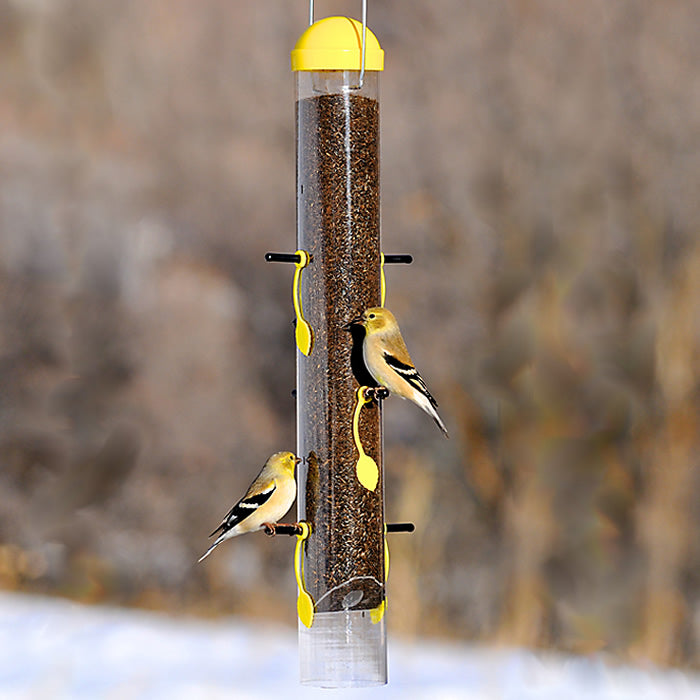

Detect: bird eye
[368,313,376,320]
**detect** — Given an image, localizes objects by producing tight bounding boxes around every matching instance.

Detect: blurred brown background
[0,0,698,668]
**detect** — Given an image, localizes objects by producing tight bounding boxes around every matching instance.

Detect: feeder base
[299,609,387,687]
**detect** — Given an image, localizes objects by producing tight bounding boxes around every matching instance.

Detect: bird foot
[263,522,303,537]
[363,386,390,402]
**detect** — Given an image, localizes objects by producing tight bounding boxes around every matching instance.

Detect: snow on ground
[0,592,698,699]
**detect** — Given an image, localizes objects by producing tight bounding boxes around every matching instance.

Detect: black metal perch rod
[265,252,412,265]
[263,522,415,537]
[265,252,302,263]
[382,254,413,264]
[263,522,304,536]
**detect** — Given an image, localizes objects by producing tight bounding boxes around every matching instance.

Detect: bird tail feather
[420,395,449,438]
[198,533,226,563]
[432,411,449,438]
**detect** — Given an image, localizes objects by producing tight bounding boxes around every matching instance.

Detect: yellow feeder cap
[292,16,384,72]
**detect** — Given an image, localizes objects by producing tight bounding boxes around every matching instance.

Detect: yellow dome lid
[291,16,384,72]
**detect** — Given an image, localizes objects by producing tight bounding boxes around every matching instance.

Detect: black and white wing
[208,481,277,538]
[383,352,440,410]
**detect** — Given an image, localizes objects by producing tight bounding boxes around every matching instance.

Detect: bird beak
[294,456,303,465]
[344,316,362,330]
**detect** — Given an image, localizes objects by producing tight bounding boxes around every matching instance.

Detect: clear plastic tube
[295,69,386,687]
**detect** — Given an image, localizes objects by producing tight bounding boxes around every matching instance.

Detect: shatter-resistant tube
[292,17,386,688]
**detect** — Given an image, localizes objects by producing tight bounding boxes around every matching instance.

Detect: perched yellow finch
[348,307,449,437]
[198,451,300,562]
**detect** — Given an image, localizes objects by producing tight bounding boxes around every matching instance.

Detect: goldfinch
[348,307,449,437]
[198,451,299,562]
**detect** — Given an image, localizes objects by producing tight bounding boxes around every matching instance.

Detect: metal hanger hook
[308,0,368,89]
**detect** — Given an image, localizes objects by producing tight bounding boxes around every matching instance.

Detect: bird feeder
[294,11,385,688]
[265,5,414,688]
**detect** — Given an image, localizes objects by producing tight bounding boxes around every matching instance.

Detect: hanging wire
[308,0,368,89]
[359,0,367,88]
